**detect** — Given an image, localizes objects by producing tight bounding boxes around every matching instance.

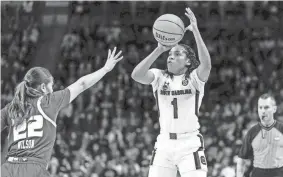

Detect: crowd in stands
[1,1,283,177]
[1,1,40,106]
[1,1,41,150]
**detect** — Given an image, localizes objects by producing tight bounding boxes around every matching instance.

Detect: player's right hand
[103,47,123,72]
[185,7,198,32]
[157,43,173,53]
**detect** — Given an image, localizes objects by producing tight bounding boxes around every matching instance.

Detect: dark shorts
[1,161,50,177]
[251,166,283,177]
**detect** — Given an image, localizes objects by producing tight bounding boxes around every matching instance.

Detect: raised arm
[185,7,211,82]
[131,44,171,85]
[237,157,250,177]
[67,47,123,103]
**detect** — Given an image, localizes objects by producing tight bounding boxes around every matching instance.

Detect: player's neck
[261,118,275,127]
[175,68,188,76]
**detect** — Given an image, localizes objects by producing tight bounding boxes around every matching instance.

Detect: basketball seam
[157,20,184,32]
[153,27,183,36]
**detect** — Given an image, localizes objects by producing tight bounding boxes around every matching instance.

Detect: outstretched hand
[103,47,123,72]
[185,7,198,32]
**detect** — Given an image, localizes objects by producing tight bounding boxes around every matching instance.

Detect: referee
[236,93,283,177]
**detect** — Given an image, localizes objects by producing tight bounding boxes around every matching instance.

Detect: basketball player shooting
[131,7,211,177]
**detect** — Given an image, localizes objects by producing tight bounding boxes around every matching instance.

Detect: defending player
[1,47,123,177]
[131,7,211,177]
[237,94,283,177]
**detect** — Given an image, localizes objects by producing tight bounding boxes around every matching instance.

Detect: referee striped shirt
[238,120,283,169]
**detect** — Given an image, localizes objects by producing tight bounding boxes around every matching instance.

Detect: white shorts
[149,131,207,177]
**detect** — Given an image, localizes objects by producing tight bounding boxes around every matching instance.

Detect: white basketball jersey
[150,68,206,134]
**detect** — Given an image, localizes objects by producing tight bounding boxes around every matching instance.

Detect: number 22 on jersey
[13,115,44,141]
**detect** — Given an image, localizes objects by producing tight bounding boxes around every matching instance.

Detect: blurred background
[1,1,283,177]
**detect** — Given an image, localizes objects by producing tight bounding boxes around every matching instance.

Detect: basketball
[153,14,185,46]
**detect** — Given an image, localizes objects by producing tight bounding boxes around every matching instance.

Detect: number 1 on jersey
[171,98,178,119]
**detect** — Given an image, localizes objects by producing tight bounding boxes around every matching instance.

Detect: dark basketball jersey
[238,121,283,169]
[1,89,70,167]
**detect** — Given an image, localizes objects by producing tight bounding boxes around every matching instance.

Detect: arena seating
[2,2,282,177]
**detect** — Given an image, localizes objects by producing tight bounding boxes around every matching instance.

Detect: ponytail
[25,81,44,97]
[7,67,52,127]
[7,81,42,126]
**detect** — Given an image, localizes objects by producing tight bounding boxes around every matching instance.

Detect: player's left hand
[184,7,198,32]
[103,47,123,72]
